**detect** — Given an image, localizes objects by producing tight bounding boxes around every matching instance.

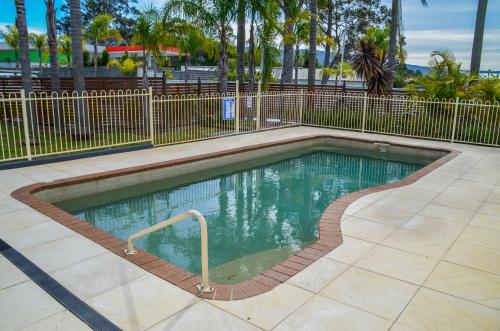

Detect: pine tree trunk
[387,0,399,92]
[15,0,37,140]
[38,49,43,70]
[45,0,60,91]
[15,0,32,93]
[294,43,300,84]
[70,0,85,92]
[248,13,256,93]
[470,0,488,75]
[307,0,317,89]
[236,0,245,90]
[218,28,228,94]
[281,2,294,83]
[94,39,98,68]
[321,4,333,84]
[143,50,148,88]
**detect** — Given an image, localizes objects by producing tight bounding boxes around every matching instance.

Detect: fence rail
[1,86,499,163]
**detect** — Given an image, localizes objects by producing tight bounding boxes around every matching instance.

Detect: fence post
[299,89,304,125]
[235,80,240,134]
[148,87,154,145]
[20,89,32,161]
[256,81,261,131]
[361,92,368,133]
[450,97,460,143]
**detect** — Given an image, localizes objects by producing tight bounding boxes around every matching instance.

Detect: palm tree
[352,39,392,95]
[15,0,32,93]
[163,0,236,94]
[28,33,47,70]
[307,0,317,89]
[388,0,427,91]
[470,0,488,75]
[258,0,280,89]
[247,0,260,92]
[69,0,85,92]
[58,35,72,67]
[0,26,19,68]
[280,0,305,83]
[45,0,60,91]
[165,20,204,82]
[85,14,121,68]
[133,8,164,89]
[236,0,246,90]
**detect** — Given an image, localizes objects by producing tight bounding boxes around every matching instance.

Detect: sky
[1,0,499,70]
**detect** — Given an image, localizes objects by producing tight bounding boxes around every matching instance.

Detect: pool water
[58,150,423,284]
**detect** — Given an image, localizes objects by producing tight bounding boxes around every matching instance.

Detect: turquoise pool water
[58,150,423,284]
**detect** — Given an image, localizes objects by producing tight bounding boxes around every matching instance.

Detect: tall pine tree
[58,0,139,42]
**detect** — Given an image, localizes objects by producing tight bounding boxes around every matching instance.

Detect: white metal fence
[1,85,499,163]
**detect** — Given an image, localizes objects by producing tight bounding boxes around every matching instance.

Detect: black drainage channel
[0,239,121,331]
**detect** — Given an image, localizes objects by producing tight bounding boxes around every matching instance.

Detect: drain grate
[0,238,121,331]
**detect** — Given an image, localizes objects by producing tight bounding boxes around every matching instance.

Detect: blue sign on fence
[223,97,235,120]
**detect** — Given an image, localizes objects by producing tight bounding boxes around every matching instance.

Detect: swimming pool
[56,144,427,284]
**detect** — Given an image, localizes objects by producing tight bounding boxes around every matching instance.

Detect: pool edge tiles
[10,134,460,301]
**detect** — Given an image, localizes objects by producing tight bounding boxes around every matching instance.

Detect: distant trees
[59,0,139,42]
[132,7,164,88]
[163,0,236,94]
[0,26,19,68]
[165,20,205,82]
[28,33,47,70]
[84,14,121,68]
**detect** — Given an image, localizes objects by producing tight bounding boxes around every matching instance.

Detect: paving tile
[87,275,197,331]
[460,173,498,184]
[478,202,500,216]
[0,256,29,290]
[287,258,348,293]
[458,225,500,252]
[0,208,51,233]
[388,186,439,203]
[401,214,465,239]
[20,310,91,331]
[397,288,500,331]
[274,295,392,331]
[486,192,500,204]
[324,236,376,264]
[341,217,397,243]
[1,221,74,250]
[432,193,484,211]
[353,206,414,227]
[356,246,438,285]
[452,179,495,193]
[381,228,453,259]
[321,267,418,320]
[411,180,449,192]
[424,261,500,310]
[147,301,259,331]
[0,281,64,330]
[344,199,372,216]
[211,283,313,330]
[468,213,500,232]
[444,241,500,275]
[373,196,427,214]
[22,234,108,272]
[0,198,29,216]
[51,252,147,300]
[419,203,475,223]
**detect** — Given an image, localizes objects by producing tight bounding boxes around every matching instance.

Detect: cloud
[0,22,46,35]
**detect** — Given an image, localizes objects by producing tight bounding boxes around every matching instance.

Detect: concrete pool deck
[1,127,500,330]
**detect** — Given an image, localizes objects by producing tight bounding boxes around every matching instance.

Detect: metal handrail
[124,209,213,293]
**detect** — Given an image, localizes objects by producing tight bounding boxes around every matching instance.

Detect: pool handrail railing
[124,209,213,293]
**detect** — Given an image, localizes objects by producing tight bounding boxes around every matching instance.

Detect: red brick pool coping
[11,134,459,300]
